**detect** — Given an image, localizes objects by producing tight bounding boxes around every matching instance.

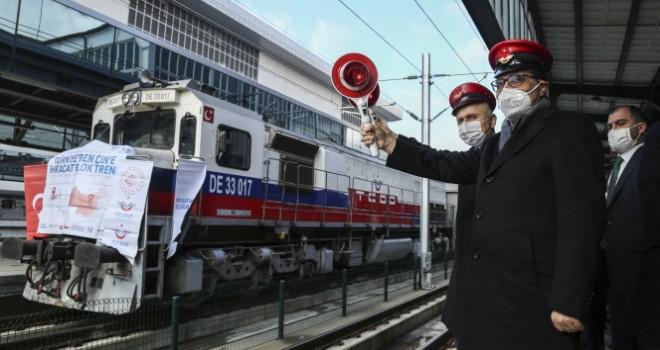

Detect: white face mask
[608,124,641,153]
[497,82,542,119]
[458,120,488,147]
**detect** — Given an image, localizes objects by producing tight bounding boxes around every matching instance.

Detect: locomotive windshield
[112,109,175,149]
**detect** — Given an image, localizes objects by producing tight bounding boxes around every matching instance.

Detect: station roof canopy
[0,73,97,129]
[463,0,660,125]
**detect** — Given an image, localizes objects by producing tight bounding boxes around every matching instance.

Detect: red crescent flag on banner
[23,164,50,240]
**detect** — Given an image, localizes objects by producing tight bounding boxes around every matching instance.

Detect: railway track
[282,280,450,350]
[1,258,450,349]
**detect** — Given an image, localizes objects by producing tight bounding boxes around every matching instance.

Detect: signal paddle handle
[355,97,379,157]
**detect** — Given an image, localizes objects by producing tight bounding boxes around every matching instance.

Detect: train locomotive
[1,75,449,314]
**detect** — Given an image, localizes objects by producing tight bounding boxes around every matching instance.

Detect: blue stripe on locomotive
[202,170,349,207]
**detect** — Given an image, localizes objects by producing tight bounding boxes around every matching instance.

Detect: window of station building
[260,97,287,128]
[0,114,88,152]
[113,39,140,73]
[0,148,53,182]
[128,0,258,80]
[340,97,362,128]
[216,125,250,171]
[150,45,346,150]
[10,0,104,42]
[290,109,316,140]
[317,116,344,144]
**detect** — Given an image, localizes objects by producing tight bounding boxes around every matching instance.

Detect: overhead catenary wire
[380,71,491,82]
[414,0,479,82]
[337,0,420,75]
[453,0,489,51]
[452,0,490,72]
[336,0,448,99]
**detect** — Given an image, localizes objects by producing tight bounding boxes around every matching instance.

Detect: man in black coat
[632,121,660,348]
[440,83,497,346]
[603,105,647,350]
[361,39,605,350]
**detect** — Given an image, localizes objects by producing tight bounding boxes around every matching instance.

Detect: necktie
[498,119,513,151]
[606,156,624,205]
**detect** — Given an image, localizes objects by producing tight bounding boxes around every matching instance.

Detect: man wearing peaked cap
[449,83,497,148]
[489,39,553,77]
[442,82,497,348]
[361,39,605,350]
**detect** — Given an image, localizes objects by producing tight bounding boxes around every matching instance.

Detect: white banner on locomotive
[168,157,207,259]
[37,140,153,264]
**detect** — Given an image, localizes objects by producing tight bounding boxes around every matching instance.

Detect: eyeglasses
[491,74,539,92]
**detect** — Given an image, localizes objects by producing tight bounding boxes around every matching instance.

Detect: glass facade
[0,115,88,152]
[1,0,349,153]
[128,0,259,80]
[0,115,87,181]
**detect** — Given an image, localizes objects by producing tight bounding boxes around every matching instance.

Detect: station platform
[251,275,451,350]
[0,249,26,297]
[0,255,54,318]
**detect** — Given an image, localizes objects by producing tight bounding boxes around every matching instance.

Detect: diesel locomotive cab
[92,81,200,159]
[0,79,206,313]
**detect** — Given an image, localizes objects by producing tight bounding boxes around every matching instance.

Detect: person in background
[441,82,497,349]
[602,105,647,350]
[360,39,605,350]
[631,120,660,349]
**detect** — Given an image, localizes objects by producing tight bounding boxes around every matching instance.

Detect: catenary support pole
[421,53,433,289]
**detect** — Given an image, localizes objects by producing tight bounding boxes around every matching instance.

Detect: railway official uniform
[382,40,606,350]
[440,83,497,342]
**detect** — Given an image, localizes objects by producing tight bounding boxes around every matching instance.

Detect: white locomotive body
[1,80,450,313]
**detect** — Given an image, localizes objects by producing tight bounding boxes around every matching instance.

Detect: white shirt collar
[619,142,643,163]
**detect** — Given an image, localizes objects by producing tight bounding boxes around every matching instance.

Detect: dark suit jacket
[603,146,645,296]
[639,123,660,249]
[441,175,477,335]
[633,123,660,344]
[391,139,480,336]
[387,106,605,350]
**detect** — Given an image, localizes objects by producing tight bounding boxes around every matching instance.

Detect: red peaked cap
[449,83,496,116]
[488,39,553,77]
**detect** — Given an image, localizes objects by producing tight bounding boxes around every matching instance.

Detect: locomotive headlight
[129,91,141,106]
[122,91,141,107]
[121,92,130,106]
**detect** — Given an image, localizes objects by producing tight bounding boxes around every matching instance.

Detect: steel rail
[282,284,449,350]
[417,328,453,350]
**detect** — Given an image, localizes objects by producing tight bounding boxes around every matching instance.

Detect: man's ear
[539,81,549,96]
[639,121,647,135]
[490,114,497,128]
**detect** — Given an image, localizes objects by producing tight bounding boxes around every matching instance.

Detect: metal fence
[0,251,454,350]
